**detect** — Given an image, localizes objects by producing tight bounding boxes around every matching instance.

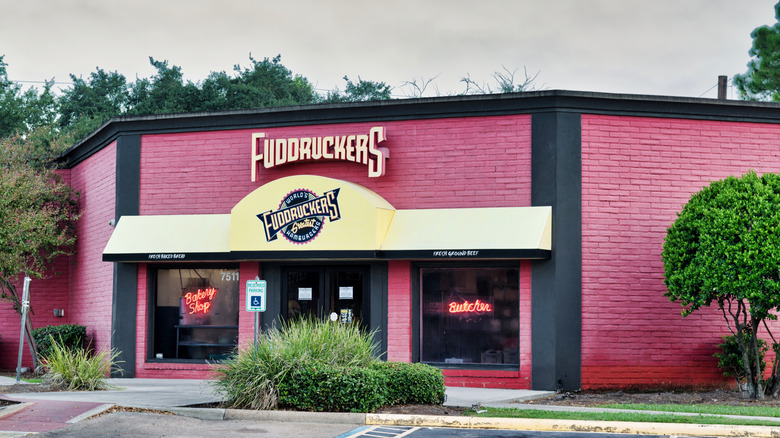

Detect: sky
[1,0,778,100]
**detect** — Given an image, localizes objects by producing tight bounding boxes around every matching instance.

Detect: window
[420,267,519,366]
[151,267,239,361]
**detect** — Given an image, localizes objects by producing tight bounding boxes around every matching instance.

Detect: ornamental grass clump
[212,316,379,410]
[40,336,122,391]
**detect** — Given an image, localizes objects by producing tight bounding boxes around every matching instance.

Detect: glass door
[283,265,369,328]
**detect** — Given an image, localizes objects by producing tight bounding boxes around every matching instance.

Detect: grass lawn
[597,403,780,418]
[0,373,41,384]
[468,407,780,427]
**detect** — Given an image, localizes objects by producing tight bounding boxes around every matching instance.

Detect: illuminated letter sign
[257,188,341,244]
[448,299,493,315]
[251,126,388,180]
[184,287,218,314]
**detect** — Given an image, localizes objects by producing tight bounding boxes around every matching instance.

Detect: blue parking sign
[246,280,266,312]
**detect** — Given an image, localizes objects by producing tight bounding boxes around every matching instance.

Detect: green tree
[128,57,197,115]
[0,55,27,137]
[223,54,317,108]
[0,128,80,368]
[662,171,780,399]
[735,2,780,100]
[58,68,130,139]
[0,55,58,138]
[323,76,392,102]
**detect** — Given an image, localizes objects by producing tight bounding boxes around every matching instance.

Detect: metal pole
[16,276,31,383]
[254,311,259,347]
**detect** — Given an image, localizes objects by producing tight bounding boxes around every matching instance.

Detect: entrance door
[283,266,369,328]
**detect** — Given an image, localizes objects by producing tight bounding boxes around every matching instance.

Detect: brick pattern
[238,262,261,347]
[135,264,148,376]
[581,114,780,389]
[138,116,532,214]
[0,258,70,369]
[387,261,412,362]
[518,260,532,388]
[66,142,117,353]
[443,369,527,389]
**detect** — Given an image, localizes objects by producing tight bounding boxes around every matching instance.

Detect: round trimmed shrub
[372,361,445,405]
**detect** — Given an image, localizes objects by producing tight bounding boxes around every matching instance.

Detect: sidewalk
[3,376,780,437]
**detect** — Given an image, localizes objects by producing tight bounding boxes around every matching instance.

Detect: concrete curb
[225,409,365,424]
[67,403,115,423]
[0,403,31,420]
[121,405,780,437]
[367,413,780,437]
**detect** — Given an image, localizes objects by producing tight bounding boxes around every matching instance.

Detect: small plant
[714,332,767,390]
[32,324,86,360]
[212,316,379,410]
[40,336,122,391]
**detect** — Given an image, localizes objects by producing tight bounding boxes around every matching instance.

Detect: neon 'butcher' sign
[448,299,493,314]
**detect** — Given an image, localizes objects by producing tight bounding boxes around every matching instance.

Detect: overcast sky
[1,1,777,99]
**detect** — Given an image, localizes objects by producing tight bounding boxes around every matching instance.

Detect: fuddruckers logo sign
[257,188,341,244]
[251,126,388,180]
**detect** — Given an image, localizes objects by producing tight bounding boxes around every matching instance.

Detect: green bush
[41,336,122,391]
[714,332,767,389]
[278,363,385,412]
[32,324,86,360]
[212,316,379,410]
[372,361,446,406]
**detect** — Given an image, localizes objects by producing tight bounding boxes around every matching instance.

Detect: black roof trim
[64,90,780,167]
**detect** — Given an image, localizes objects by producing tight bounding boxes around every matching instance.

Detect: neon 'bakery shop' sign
[251,126,388,180]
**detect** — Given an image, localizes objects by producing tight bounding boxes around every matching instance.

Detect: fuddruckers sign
[251,126,388,180]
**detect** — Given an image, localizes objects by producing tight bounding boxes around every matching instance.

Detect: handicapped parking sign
[246,280,266,312]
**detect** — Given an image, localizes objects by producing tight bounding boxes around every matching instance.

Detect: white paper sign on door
[299,287,313,300]
[339,286,353,299]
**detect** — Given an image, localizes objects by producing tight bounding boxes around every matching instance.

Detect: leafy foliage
[0,55,58,138]
[278,363,385,412]
[0,131,79,367]
[32,324,86,361]
[0,135,79,286]
[662,171,780,399]
[324,76,392,102]
[371,361,446,405]
[735,2,780,101]
[714,332,767,389]
[213,316,447,412]
[212,316,378,410]
[40,335,122,391]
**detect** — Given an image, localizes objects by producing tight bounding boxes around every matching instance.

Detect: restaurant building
[2,90,780,390]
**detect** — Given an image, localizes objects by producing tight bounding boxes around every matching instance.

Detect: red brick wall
[387,261,412,362]
[580,115,780,389]
[138,116,532,214]
[0,257,71,370]
[67,142,117,352]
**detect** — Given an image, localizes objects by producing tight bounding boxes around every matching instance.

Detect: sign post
[246,279,266,347]
[16,276,31,383]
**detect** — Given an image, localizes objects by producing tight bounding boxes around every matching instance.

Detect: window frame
[412,261,521,370]
[146,263,240,363]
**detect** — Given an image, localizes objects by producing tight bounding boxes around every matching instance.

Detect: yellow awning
[379,206,551,259]
[103,214,231,262]
[103,177,552,262]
